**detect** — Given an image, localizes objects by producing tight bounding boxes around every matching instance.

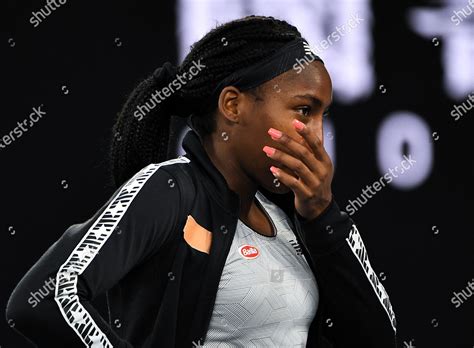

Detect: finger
[292,119,331,163]
[267,127,322,174]
[269,165,313,198]
[263,145,320,188]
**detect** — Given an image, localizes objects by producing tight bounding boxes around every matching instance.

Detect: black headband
[209,37,323,102]
[187,37,324,137]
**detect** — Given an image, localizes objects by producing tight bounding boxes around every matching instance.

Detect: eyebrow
[292,93,333,110]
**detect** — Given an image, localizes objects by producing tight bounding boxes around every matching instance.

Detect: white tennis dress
[204,190,319,347]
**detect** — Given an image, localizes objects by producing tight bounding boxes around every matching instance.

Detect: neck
[201,133,258,217]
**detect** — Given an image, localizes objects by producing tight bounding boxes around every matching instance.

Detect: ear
[217,86,243,124]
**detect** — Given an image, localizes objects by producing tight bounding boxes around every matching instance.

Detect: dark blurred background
[1,0,473,347]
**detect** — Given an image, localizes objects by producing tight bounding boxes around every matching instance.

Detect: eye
[296,106,312,117]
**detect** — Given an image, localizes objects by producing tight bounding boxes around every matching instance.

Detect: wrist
[298,196,334,222]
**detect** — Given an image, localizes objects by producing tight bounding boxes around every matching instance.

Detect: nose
[308,118,324,147]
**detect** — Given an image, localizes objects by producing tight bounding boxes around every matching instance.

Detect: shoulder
[125,156,192,193]
[118,156,196,219]
[146,155,196,198]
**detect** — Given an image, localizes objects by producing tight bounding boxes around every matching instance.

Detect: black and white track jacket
[6,128,398,348]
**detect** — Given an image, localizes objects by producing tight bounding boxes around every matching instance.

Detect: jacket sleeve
[296,198,397,347]
[5,163,183,348]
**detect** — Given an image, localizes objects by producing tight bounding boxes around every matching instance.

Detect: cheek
[267,114,295,137]
[258,98,288,127]
[252,103,299,151]
[263,120,302,154]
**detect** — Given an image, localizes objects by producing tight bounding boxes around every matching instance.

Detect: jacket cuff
[295,197,354,255]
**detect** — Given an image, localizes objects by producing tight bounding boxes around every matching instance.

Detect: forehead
[262,61,332,105]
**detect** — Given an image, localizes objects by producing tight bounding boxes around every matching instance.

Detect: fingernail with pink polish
[262,146,275,157]
[270,166,279,176]
[268,128,282,139]
[293,119,305,130]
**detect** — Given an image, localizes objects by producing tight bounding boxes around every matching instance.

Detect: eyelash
[297,106,330,118]
[297,106,312,117]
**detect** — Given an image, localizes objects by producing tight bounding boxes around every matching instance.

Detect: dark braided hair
[109,15,302,189]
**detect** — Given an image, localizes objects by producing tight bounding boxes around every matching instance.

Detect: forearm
[296,198,397,347]
[6,250,133,347]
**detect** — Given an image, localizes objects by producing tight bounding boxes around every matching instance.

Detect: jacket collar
[181,126,242,217]
[181,116,296,221]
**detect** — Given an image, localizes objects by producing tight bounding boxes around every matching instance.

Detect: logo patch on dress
[238,245,259,259]
[289,239,303,255]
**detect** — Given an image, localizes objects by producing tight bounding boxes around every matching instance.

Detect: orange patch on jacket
[183,215,212,254]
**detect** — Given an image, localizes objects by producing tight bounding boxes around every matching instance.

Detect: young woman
[6,15,397,348]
